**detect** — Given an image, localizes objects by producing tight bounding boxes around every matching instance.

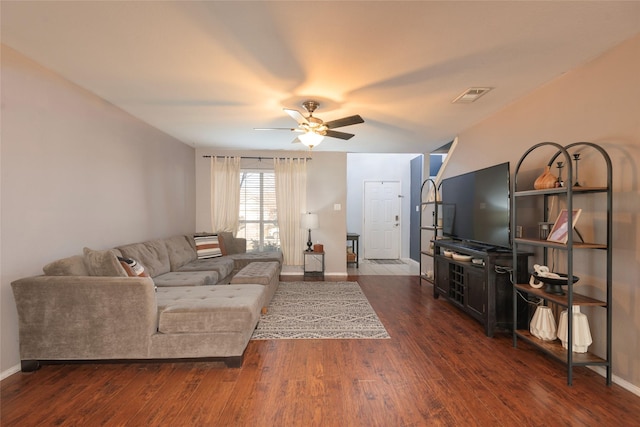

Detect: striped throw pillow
[118,256,149,277]
[194,235,222,259]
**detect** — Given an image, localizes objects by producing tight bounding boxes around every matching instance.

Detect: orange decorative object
[534,166,558,189]
[313,244,324,252]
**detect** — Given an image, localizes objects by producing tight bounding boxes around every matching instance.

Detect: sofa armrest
[11,276,158,361]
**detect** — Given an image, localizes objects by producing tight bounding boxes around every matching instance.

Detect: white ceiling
[2,1,639,154]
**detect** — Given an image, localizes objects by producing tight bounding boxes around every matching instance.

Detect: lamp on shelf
[298,131,324,149]
[300,212,319,252]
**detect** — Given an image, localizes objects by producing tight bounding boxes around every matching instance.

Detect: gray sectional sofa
[11,233,282,371]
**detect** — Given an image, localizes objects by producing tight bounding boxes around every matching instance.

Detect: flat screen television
[440,162,511,250]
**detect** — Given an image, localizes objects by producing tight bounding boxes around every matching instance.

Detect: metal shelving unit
[419,179,441,286]
[511,141,612,386]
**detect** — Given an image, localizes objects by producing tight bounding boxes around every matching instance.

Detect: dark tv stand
[433,239,530,337]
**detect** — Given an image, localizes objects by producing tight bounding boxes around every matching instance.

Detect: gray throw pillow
[43,255,90,276]
[83,247,128,277]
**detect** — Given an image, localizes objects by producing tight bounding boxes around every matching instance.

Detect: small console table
[433,240,530,337]
[346,233,359,268]
[304,251,325,279]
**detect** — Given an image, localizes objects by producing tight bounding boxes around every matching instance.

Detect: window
[238,171,279,252]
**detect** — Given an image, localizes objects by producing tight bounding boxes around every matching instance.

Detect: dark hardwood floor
[2,275,639,426]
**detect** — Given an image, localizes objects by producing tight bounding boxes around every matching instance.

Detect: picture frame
[547,209,582,244]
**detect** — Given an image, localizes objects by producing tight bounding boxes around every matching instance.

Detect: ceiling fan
[255,100,364,148]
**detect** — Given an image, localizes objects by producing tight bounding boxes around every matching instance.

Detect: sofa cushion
[152,271,219,287]
[117,240,170,278]
[230,261,279,286]
[176,256,235,279]
[43,255,89,276]
[156,285,265,334]
[164,235,197,271]
[228,251,284,273]
[193,235,222,259]
[83,248,128,277]
[230,261,280,308]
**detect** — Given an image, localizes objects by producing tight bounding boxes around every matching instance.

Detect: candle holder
[555,161,564,187]
[573,153,581,187]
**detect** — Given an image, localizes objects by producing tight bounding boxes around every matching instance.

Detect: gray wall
[410,155,424,261]
[1,46,196,376]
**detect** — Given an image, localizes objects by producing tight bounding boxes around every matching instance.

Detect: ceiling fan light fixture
[257,99,363,146]
[298,131,324,148]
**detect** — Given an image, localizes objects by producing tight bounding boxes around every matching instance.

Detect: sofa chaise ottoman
[152,284,266,364]
[230,261,280,312]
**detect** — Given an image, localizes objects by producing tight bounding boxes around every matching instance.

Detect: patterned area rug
[368,259,405,265]
[251,281,390,339]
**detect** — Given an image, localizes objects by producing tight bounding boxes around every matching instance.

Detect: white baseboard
[280,271,348,278]
[324,272,348,278]
[589,366,640,397]
[1,364,21,381]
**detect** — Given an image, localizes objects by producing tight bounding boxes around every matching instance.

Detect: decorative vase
[534,166,558,190]
[557,306,592,353]
[530,306,557,341]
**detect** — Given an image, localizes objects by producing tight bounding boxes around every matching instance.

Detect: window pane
[239,172,262,221]
[239,171,279,252]
[264,222,280,250]
[238,222,261,252]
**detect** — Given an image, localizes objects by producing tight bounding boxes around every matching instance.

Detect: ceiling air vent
[452,87,493,103]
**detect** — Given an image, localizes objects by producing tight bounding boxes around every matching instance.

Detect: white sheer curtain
[274,158,307,265]
[210,156,241,233]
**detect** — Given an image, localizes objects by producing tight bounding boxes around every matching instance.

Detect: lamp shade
[298,131,324,148]
[301,213,319,230]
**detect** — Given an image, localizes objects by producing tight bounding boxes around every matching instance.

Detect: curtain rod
[202,155,311,161]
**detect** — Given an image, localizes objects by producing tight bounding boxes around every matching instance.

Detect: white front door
[364,181,401,259]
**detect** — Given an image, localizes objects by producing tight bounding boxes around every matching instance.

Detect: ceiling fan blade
[324,115,364,129]
[325,130,355,140]
[254,127,299,131]
[284,108,308,126]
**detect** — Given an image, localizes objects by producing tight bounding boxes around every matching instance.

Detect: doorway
[363,181,401,259]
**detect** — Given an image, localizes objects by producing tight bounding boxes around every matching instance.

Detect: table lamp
[301,212,318,252]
